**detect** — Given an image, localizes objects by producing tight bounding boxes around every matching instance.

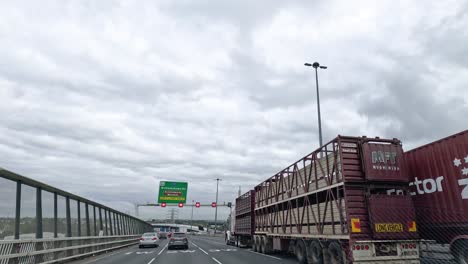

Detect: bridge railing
[0,168,152,263]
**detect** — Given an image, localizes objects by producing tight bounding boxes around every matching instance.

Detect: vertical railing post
[93,206,97,236]
[76,200,82,255]
[99,208,103,235]
[36,187,43,263]
[66,197,71,237]
[77,200,81,237]
[85,203,90,236]
[118,214,122,235]
[36,187,43,239]
[123,216,128,235]
[104,209,108,236]
[54,193,58,238]
[107,210,114,236]
[129,219,133,235]
[114,213,118,235]
[65,197,72,257]
[14,181,21,240]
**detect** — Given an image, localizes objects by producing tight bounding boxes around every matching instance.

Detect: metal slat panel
[0,243,13,264]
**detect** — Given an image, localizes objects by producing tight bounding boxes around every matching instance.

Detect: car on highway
[158,231,168,239]
[139,232,159,248]
[168,232,189,250]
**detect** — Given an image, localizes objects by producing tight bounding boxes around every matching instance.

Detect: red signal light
[211,202,217,208]
[195,202,201,208]
[161,202,167,207]
[178,202,184,208]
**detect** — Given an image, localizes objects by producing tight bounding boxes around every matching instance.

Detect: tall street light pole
[214,178,221,234]
[304,62,327,149]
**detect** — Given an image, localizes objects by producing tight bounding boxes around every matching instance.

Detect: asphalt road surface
[69,235,298,264]
[69,236,456,264]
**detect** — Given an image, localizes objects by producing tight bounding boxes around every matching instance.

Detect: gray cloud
[0,0,467,221]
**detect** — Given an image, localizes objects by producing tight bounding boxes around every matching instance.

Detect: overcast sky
[0,0,467,221]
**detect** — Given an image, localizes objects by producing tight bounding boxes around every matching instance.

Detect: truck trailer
[233,190,255,247]
[237,135,420,263]
[403,130,468,263]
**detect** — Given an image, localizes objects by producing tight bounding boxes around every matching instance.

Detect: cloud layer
[1,0,467,220]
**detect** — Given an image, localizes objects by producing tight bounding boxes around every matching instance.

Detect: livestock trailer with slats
[252,135,420,264]
[234,190,255,247]
[403,130,468,263]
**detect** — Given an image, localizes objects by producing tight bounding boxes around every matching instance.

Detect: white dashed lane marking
[246,249,282,260]
[191,242,209,255]
[211,257,222,264]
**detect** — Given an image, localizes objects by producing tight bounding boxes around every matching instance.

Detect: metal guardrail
[0,168,153,263]
[0,235,140,264]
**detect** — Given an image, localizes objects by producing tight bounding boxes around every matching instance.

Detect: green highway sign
[158,181,188,204]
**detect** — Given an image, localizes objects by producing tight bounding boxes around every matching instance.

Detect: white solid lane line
[246,250,282,260]
[211,257,222,264]
[147,258,156,264]
[78,245,138,264]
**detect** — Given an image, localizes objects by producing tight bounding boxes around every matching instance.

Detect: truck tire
[454,240,468,264]
[264,237,273,254]
[295,240,307,264]
[260,236,266,254]
[307,240,324,264]
[253,236,260,252]
[327,241,345,264]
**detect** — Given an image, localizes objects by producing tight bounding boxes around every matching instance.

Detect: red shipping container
[403,130,468,243]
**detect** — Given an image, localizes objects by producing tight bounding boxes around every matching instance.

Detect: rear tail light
[152,237,158,240]
[352,244,370,250]
[401,243,417,249]
[139,238,144,241]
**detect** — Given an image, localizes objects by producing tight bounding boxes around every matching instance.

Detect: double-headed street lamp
[304,62,327,149]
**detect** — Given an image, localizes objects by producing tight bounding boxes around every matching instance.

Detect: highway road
[68,235,456,264]
[69,235,298,264]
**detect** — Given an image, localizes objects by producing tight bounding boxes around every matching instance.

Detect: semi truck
[403,130,468,263]
[234,135,421,263]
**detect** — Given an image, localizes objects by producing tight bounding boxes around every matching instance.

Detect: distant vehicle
[226,230,235,246]
[403,130,468,263]
[158,231,168,239]
[168,232,189,250]
[235,135,421,263]
[139,232,159,248]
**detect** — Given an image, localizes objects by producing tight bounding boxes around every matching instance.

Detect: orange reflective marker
[351,218,361,233]
[408,221,417,232]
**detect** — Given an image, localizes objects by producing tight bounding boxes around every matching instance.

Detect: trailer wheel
[327,241,345,264]
[454,240,468,264]
[260,236,266,254]
[253,236,260,252]
[307,240,324,264]
[295,240,307,264]
[264,237,273,254]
